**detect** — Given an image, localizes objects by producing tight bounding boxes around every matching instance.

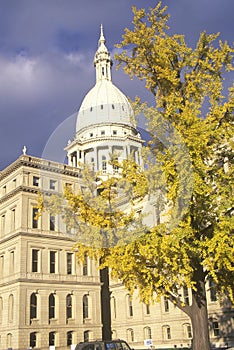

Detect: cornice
[0,155,81,181]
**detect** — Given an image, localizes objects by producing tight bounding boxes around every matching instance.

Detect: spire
[98,24,105,47]
[94,25,112,83]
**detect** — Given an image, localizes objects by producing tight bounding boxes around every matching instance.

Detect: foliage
[38,161,148,249]
[112,2,234,304]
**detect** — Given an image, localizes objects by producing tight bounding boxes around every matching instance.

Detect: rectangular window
[67,253,72,275]
[50,251,56,273]
[10,251,14,274]
[2,185,6,195]
[30,332,37,348]
[0,255,4,277]
[1,215,5,235]
[145,304,150,315]
[164,297,169,312]
[167,327,171,339]
[83,254,88,276]
[32,208,38,229]
[209,278,217,302]
[213,321,220,336]
[187,325,192,339]
[49,332,55,346]
[11,209,16,231]
[32,249,39,272]
[50,180,56,190]
[65,183,72,189]
[127,296,133,317]
[67,331,73,346]
[183,286,189,305]
[33,176,40,187]
[50,215,55,231]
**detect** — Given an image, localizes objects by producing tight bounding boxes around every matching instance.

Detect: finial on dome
[99,24,106,46]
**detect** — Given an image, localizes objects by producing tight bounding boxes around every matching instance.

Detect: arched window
[49,293,55,320]
[83,294,89,319]
[67,331,73,346]
[49,331,55,346]
[144,326,152,340]
[30,293,37,320]
[162,325,171,340]
[111,296,116,319]
[126,294,133,317]
[7,333,12,348]
[66,294,72,320]
[8,294,14,322]
[183,323,192,339]
[127,328,134,342]
[84,330,92,342]
[30,332,37,348]
[112,330,117,339]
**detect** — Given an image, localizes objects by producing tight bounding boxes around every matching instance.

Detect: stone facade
[0,156,102,350]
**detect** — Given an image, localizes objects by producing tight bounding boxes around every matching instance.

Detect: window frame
[49,294,55,320]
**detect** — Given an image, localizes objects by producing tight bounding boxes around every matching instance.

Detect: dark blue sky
[0,0,233,169]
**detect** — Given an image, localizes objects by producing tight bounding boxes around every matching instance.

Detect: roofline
[0,155,81,181]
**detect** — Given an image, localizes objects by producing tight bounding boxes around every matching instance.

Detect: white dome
[76,80,134,133]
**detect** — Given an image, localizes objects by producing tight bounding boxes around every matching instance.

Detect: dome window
[90,107,93,112]
[122,106,125,111]
[112,104,115,109]
[102,156,107,174]
[101,105,103,109]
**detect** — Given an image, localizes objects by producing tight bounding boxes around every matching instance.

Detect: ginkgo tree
[110,3,233,350]
[38,3,234,350]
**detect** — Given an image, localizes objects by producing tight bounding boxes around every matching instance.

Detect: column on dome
[95,147,98,172]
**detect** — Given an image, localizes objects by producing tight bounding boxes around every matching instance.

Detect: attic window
[101,130,105,135]
[90,133,93,137]
[113,130,117,135]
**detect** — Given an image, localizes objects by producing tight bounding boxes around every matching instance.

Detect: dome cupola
[76,25,134,134]
[66,26,144,174]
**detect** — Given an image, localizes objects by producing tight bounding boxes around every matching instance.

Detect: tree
[39,4,233,350]
[109,3,233,350]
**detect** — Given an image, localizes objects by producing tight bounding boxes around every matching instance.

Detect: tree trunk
[189,266,211,350]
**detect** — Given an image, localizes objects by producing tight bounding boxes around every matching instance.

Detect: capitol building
[0,27,233,350]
